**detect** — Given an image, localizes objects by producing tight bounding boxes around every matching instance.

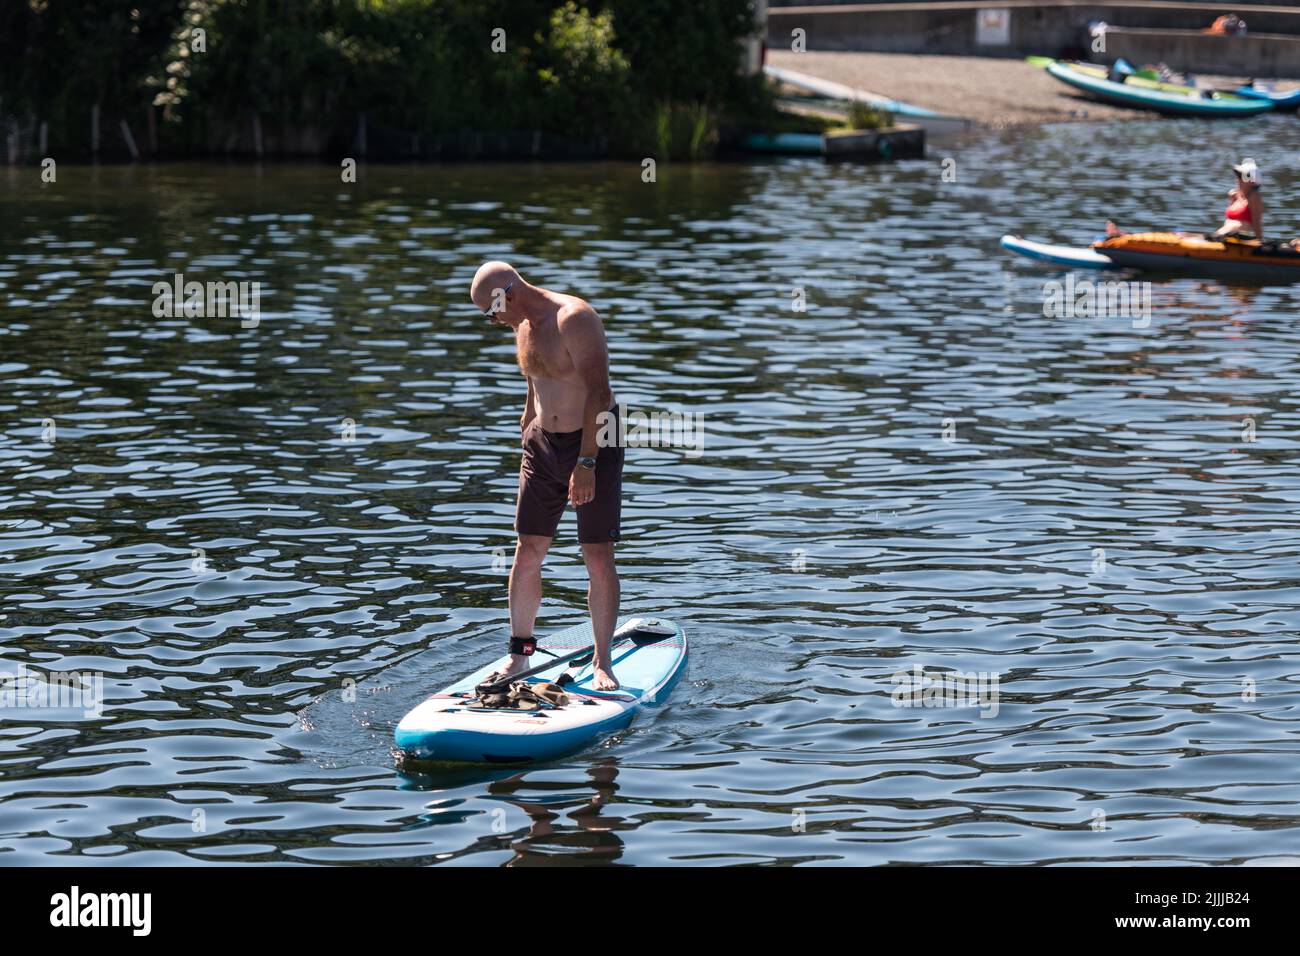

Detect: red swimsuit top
[1226,195,1253,223]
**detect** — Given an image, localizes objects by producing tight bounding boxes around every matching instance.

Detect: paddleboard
[395,617,688,764]
[1000,234,1116,269]
[762,64,972,135]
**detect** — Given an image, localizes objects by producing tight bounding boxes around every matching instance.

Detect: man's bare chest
[516,323,575,379]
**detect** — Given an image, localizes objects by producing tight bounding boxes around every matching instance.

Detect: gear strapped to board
[468,620,678,710]
[466,680,571,711]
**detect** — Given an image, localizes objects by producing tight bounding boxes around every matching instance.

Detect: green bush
[0,0,177,151]
[845,101,893,131]
[536,2,631,135]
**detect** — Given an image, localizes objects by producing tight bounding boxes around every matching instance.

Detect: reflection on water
[3,116,1300,865]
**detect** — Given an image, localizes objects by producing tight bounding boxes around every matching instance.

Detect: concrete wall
[1103,28,1300,77]
[769,3,1300,73]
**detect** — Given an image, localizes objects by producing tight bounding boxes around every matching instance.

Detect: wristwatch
[577,456,597,470]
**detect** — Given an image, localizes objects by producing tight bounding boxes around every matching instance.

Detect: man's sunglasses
[483,281,513,318]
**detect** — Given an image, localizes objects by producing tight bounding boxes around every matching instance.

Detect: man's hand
[569,466,595,506]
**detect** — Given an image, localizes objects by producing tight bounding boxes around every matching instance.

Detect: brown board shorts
[515,406,623,543]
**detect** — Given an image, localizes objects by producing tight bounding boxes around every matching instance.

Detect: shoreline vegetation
[1,0,833,164]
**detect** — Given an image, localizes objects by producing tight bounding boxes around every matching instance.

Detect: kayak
[742,132,824,155]
[1033,56,1300,111]
[1000,234,1116,269]
[1003,232,1300,283]
[1062,61,1196,94]
[1232,84,1300,110]
[1045,61,1274,116]
[395,617,688,763]
[1095,232,1300,283]
[1029,56,1162,83]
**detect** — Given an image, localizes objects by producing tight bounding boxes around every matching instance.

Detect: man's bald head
[471,261,523,314]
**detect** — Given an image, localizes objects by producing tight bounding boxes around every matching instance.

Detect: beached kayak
[1032,56,1300,110]
[1045,62,1274,116]
[1095,232,1300,282]
[1232,84,1300,111]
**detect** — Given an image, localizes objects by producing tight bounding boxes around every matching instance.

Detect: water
[3,116,1300,865]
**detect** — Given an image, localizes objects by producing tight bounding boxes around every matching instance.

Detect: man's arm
[562,307,613,459]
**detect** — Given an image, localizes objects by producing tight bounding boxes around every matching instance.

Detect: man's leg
[505,534,552,678]
[581,541,620,690]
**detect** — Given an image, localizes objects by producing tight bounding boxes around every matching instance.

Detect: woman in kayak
[1105,158,1265,240]
[1212,158,1262,239]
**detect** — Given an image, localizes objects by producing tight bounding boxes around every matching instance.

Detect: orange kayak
[1093,232,1300,283]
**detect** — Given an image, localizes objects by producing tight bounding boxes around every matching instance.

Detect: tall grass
[650,102,717,160]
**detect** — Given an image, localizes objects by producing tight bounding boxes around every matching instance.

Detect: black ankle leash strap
[509,635,558,657]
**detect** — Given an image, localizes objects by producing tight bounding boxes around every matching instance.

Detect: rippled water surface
[4,117,1300,865]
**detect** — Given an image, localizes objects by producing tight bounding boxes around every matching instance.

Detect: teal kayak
[742,132,823,155]
[1046,62,1274,117]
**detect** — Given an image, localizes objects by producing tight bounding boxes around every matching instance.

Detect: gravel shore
[767,50,1298,127]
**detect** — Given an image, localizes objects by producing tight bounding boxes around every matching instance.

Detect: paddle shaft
[475,627,670,694]
[476,645,593,694]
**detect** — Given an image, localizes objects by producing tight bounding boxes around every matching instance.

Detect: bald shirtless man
[470,261,624,691]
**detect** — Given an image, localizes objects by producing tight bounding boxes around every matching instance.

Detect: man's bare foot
[591,664,620,691]
[492,653,530,682]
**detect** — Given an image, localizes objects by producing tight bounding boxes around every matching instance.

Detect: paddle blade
[628,619,676,644]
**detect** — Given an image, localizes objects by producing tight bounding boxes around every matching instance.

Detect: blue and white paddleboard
[395,617,688,764]
[1000,234,1116,269]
